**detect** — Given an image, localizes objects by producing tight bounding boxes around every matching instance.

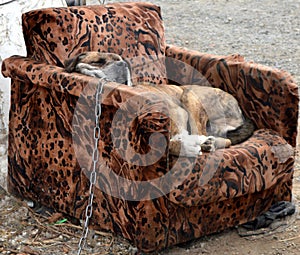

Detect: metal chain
[77,2,106,254]
[77,78,105,255]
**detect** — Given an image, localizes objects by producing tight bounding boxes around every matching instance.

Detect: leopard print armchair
[1,2,298,253]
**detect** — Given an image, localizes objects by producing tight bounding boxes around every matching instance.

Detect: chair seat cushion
[22,3,167,85]
[168,129,294,207]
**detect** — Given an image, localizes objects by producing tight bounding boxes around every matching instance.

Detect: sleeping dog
[64,52,255,157]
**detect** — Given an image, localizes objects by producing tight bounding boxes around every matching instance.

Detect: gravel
[161,0,300,81]
[103,0,300,83]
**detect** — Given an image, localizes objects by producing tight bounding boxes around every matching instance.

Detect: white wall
[0,0,67,130]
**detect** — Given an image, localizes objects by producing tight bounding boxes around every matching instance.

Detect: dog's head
[64,52,131,86]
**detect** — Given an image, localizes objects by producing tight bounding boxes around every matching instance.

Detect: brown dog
[64,52,255,157]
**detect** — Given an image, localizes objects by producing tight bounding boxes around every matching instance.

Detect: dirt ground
[0,0,300,254]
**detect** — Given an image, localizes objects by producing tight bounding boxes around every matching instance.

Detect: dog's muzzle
[116,60,132,86]
[117,60,132,87]
[96,59,131,86]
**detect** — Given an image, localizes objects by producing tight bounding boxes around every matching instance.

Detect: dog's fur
[64,52,255,157]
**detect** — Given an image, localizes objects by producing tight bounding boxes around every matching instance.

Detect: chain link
[77,78,105,255]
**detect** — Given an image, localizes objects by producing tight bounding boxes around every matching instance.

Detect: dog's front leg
[76,63,106,78]
[170,132,231,157]
[170,130,203,157]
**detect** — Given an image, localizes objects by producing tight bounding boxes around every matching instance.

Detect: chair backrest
[22,2,167,85]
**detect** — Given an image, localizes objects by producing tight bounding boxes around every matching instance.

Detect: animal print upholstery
[22,3,167,85]
[1,3,299,253]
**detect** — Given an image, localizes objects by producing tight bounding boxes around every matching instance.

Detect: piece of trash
[55,218,68,225]
[26,200,35,208]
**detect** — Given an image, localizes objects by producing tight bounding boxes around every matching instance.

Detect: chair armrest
[2,55,99,97]
[166,44,299,146]
[2,56,171,200]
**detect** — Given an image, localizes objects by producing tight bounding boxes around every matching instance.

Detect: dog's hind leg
[180,88,208,135]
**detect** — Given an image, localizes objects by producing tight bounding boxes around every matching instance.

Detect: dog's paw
[181,143,202,157]
[200,136,216,152]
[171,131,202,157]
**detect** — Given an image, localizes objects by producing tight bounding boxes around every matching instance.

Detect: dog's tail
[226,117,256,145]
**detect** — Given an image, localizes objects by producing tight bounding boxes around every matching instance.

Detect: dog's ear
[64,53,86,73]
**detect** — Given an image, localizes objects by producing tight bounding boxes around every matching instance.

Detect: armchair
[1,2,298,253]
